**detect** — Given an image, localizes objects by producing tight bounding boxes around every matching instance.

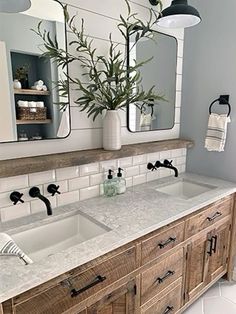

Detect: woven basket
[17,107,47,120]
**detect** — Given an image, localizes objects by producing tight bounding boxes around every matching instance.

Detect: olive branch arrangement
[34,0,164,120]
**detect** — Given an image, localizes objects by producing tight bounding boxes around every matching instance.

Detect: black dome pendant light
[149,0,201,29]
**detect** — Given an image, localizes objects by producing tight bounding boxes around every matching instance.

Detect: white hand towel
[57,108,70,138]
[0,233,33,265]
[205,113,231,152]
[31,85,42,91]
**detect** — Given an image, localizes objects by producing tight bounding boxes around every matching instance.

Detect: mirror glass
[0,0,70,143]
[127,31,177,132]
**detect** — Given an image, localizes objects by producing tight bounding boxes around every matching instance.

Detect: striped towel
[205,113,231,152]
[0,233,33,265]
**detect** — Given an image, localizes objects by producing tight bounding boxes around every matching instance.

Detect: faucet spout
[162,160,179,177]
[29,187,53,216]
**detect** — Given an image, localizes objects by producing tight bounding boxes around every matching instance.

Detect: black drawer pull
[70,275,106,298]
[157,270,175,284]
[212,235,218,253]
[207,211,222,222]
[163,306,174,314]
[207,237,214,256]
[158,237,176,249]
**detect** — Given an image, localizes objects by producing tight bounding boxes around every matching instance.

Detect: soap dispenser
[115,168,126,194]
[103,169,117,197]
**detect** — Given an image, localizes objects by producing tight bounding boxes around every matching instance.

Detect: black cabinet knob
[47,184,61,196]
[10,191,24,205]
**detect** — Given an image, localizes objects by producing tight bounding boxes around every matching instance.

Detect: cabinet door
[185,231,211,301]
[87,279,137,314]
[207,221,231,282]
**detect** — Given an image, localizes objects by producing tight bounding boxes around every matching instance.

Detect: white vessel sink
[156,179,216,200]
[11,213,109,262]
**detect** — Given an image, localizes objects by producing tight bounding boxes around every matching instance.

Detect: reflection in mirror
[127,31,177,132]
[0,0,70,143]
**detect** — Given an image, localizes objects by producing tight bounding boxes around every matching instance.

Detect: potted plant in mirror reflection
[34,0,165,150]
[15,65,30,89]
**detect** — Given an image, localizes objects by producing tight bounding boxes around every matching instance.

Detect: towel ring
[141,102,154,117]
[209,95,231,117]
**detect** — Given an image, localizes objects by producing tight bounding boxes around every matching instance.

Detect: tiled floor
[183,279,236,314]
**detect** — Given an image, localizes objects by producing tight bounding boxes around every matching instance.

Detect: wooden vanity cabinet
[2,194,235,314]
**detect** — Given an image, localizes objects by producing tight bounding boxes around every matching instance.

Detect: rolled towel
[34,80,44,87]
[205,113,231,152]
[36,101,44,108]
[17,100,28,108]
[42,85,48,92]
[31,85,42,91]
[28,101,37,108]
[0,233,33,265]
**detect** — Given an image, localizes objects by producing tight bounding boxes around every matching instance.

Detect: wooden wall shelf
[14,89,50,96]
[0,139,193,178]
[16,119,51,125]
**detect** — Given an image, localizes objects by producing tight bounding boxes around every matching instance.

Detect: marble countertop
[0,172,236,304]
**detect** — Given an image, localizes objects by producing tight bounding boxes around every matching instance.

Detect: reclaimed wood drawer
[141,249,183,305]
[185,195,233,238]
[11,247,136,314]
[141,222,185,265]
[141,278,182,314]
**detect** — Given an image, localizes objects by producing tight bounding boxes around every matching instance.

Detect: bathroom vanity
[1,174,236,314]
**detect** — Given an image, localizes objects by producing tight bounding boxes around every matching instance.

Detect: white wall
[0,0,184,160]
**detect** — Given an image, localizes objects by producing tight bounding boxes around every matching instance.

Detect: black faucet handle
[164,159,173,166]
[47,184,61,196]
[10,191,24,205]
[147,163,156,171]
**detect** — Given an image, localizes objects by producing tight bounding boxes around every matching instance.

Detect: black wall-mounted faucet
[10,191,24,205]
[147,159,179,177]
[47,184,61,197]
[29,187,52,216]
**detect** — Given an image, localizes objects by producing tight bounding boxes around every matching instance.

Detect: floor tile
[203,296,236,314]
[220,282,236,304]
[183,298,203,314]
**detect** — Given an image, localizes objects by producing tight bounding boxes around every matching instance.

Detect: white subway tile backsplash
[0,202,31,222]
[80,186,100,201]
[117,157,133,168]
[80,163,99,176]
[147,152,160,163]
[0,147,187,222]
[126,177,133,188]
[159,168,172,178]
[133,174,146,186]
[31,197,57,214]
[0,175,28,193]
[56,166,79,181]
[69,176,90,191]
[179,164,186,173]
[29,170,55,186]
[100,160,117,172]
[133,154,147,165]
[90,173,105,186]
[57,191,80,207]
[147,171,160,182]
[125,166,139,178]
[182,148,187,156]
[176,156,186,166]
[139,164,149,174]
[160,150,172,160]
[171,149,183,158]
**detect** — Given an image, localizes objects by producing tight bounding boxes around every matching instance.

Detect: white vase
[13,79,22,89]
[103,110,121,151]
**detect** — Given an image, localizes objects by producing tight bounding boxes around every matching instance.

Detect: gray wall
[180,0,236,182]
